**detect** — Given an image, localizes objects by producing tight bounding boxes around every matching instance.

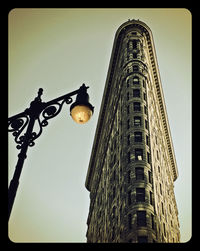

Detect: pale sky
[8,8,191,242]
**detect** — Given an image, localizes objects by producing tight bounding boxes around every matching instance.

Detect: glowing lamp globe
[70,84,94,124]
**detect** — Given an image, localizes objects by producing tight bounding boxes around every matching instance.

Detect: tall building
[85,19,180,243]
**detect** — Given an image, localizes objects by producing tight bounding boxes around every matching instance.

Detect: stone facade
[85,20,180,243]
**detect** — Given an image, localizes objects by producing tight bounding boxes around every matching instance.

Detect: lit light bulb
[71,105,93,124]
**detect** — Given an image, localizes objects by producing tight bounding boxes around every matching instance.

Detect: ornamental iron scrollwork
[8,95,73,150]
[40,97,73,127]
[8,115,30,149]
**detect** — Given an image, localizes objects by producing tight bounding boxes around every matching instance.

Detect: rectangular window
[151,214,154,229]
[133,89,140,97]
[144,105,147,114]
[113,187,115,199]
[150,191,153,205]
[145,119,148,129]
[134,102,141,111]
[127,119,130,129]
[147,152,151,163]
[134,116,141,126]
[160,183,162,195]
[137,211,146,226]
[128,170,131,183]
[157,150,159,160]
[127,105,130,114]
[127,92,129,101]
[148,171,152,184]
[133,40,137,49]
[136,188,145,202]
[134,132,142,142]
[143,92,146,101]
[135,167,144,180]
[146,135,149,146]
[128,214,132,229]
[163,222,166,236]
[128,190,132,205]
[161,202,164,214]
[127,134,130,145]
[135,148,143,160]
[128,152,131,163]
[133,53,137,59]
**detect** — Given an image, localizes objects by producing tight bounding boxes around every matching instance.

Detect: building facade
[85,20,180,243]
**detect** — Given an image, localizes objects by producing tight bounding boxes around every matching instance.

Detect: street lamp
[70,84,94,124]
[8,84,94,221]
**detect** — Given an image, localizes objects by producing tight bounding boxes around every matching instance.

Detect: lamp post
[8,84,94,221]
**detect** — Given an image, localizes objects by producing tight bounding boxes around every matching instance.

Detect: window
[134,102,141,111]
[128,152,131,163]
[128,190,132,205]
[133,65,139,72]
[147,152,151,163]
[143,92,146,101]
[157,150,159,160]
[136,167,144,180]
[136,188,145,202]
[113,206,116,218]
[127,119,130,129]
[137,211,146,226]
[127,105,130,114]
[148,171,152,184]
[160,183,162,195]
[138,236,148,243]
[161,202,164,214]
[144,105,147,114]
[127,134,130,145]
[146,135,149,146]
[133,76,139,84]
[134,116,141,126]
[133,40,137,49]
[127,92,129,101]
[150,191,153,205]
[163,222,166,236]
[113,187,116,199]
[133,89,140,97]
[145,120,148,129]
[128,170,131,183]
[134,132,142,142]
[135,148,143,160]
[128,214,132,230]
[151,214,155,229]
[112,226,115,240]
[133,53,137,59]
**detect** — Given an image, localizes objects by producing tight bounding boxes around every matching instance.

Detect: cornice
[85,20,178,191]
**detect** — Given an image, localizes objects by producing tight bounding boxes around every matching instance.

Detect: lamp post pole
[8,84,94,221]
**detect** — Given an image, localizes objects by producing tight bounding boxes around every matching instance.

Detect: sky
[8,8,191,243]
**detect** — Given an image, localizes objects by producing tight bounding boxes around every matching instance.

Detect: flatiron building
[85,19,180,243]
